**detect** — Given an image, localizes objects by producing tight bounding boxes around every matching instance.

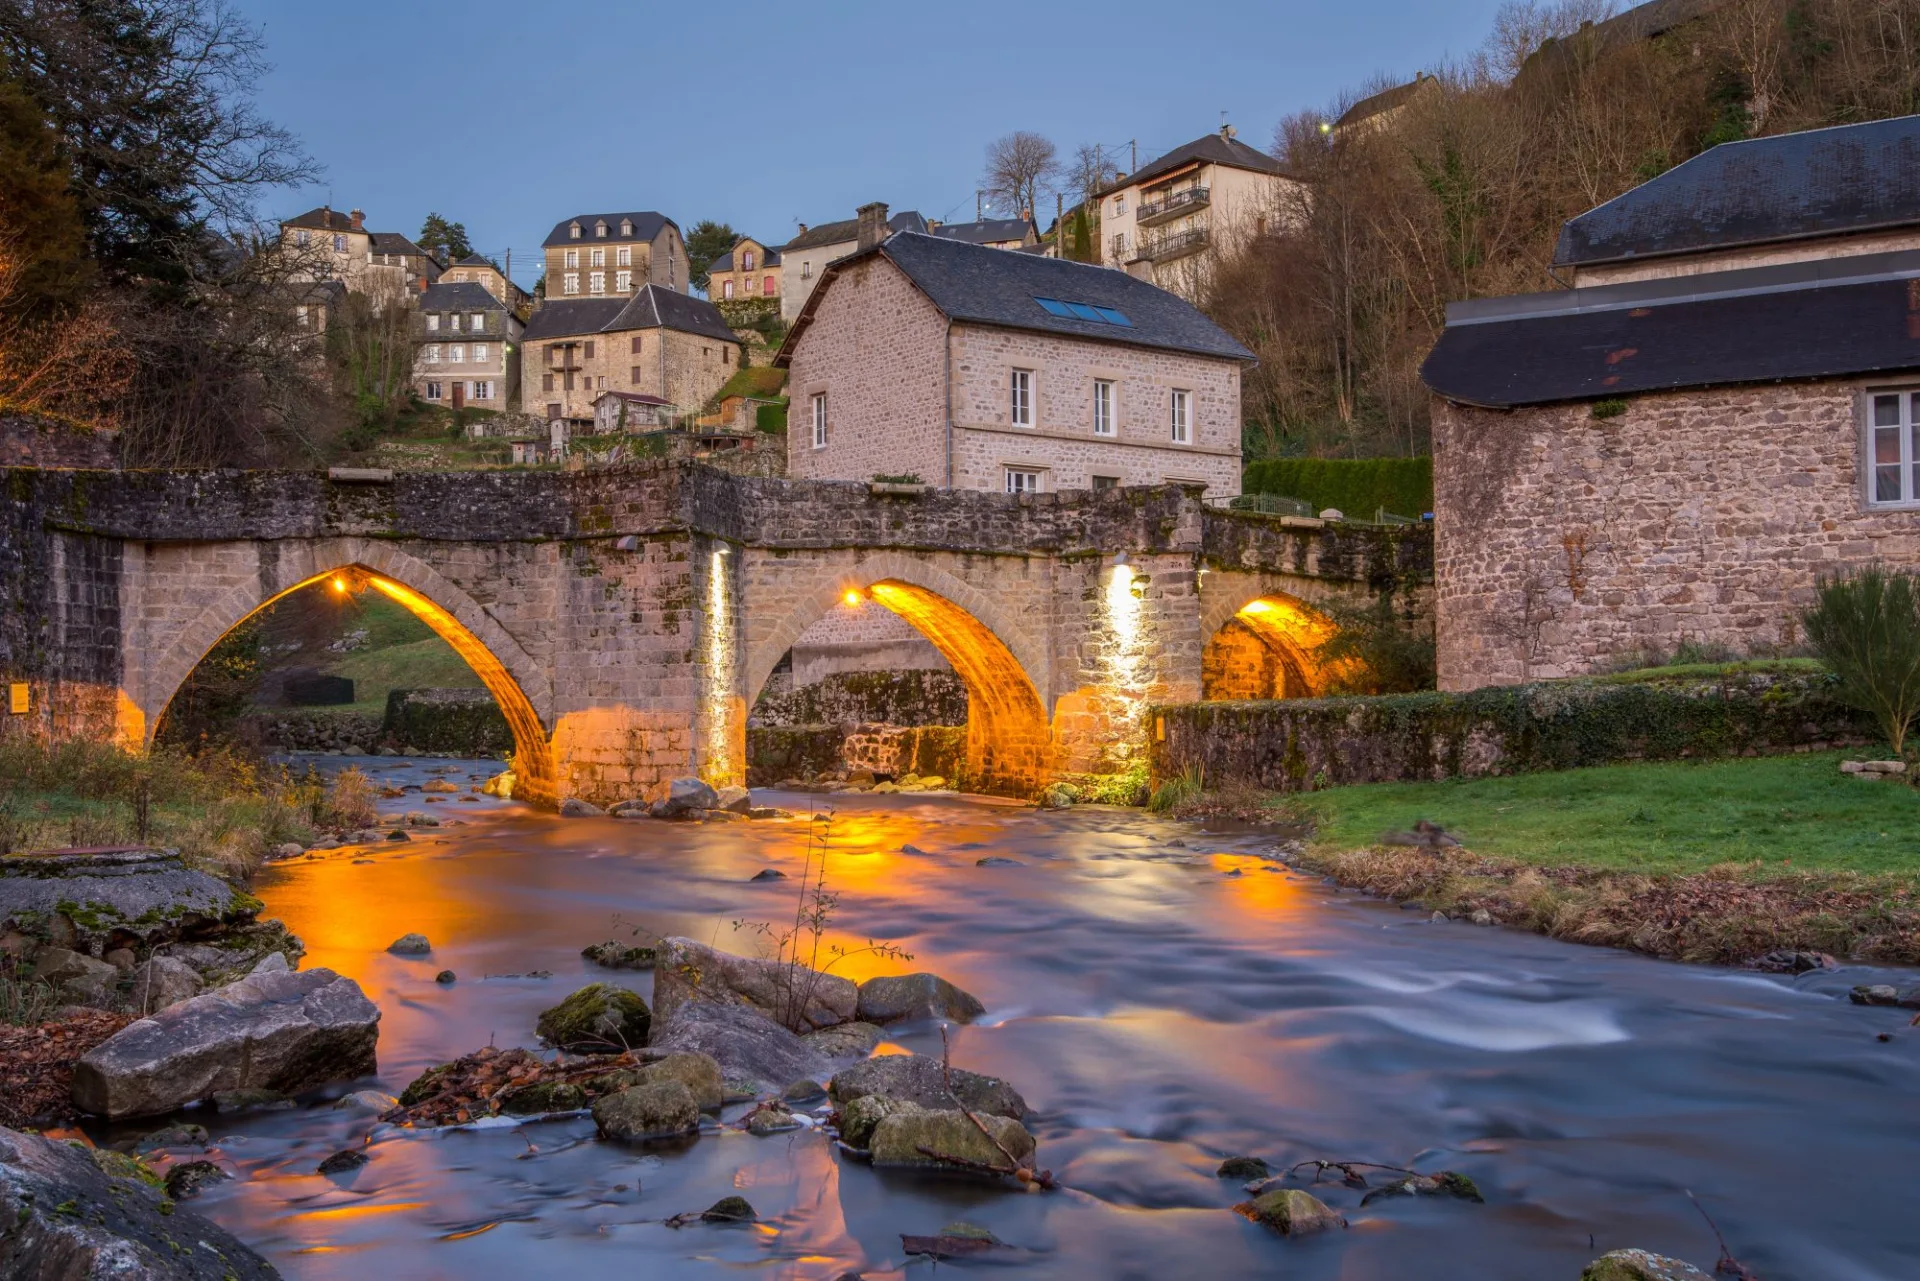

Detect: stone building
[1331,72,1439,140]
[413,281,523,412]
[278,206,416,307]
[442,255,530,311]
[541,211,686,301]
[775,203,928,321]
[930,217,1039,251]
[778,225,1251,497]
[367,231,443,293]
[1421,113,1920,690]
[1093,126,1301,300]
[521,287,741,426]
[706,236,781,304]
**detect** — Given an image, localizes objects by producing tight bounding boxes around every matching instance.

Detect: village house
[930,216,1040,251]
[520,287,740,426]
[278,206,411,306]
[778,223,1252,496]
[706,236,781,304]
[412,281,523,412]
[367,231,443,293]
[1331,72,1439,140]
[541,212,686,301]
[592,390,672,433]
[775,204,928,321]
[442,254,530,312]
[1422,113,1920,692]
[1094,126,1301,300]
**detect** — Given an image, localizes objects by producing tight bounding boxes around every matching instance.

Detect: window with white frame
[1093,379,1115,436]
[425,381,442,400]
[448,313,461,332]
[473,343,489,363]
[1169,388,1191,444]
[294,229,311,246]
[811,393,828,448]
[616,246,631,266]
[426,313,440,332]
[295,306,309,328]
[743,249,755,271]
[564,249,579,268]
[563,272,579,295]
[722,279,733,300]
[1113,195,1126,215]
[1868,389,1920,505]
[470,313,484,331]
[590,271,605,293]
[801,260,812,280]
[616,270,631,291]
[424,344,440,362]
[1111,232,1128,257]
[1010,368,1034,427]
[333,234,347,252]
[590,248,605,267]
[472,380,493,400]
[1005,467,1044,494]
[449,344,466,362]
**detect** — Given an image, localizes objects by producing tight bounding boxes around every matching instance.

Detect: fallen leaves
[0,1009,131,1128]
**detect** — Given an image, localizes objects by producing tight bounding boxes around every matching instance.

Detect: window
[448,344,464,363]
[548,402,563,419]
[564,249,579,268]
[1111,232,1128,257]
[1091,474,1120,491]
[742,250,755,271]
[1005,467,1044,494]
[1093,379,1115,436]
[591,248,605,267]
[294,229,311,246]
[589,271,606,293]
[569,222,581,240]
[470,313,485,331]
[811,393,828,448]
[426,381,443,400]
[584,340,595,359]
[723,347,731,365]
[1869,390,1920,505]
[425,344,440,362]
[764,275,776,296]
[542,372,554,392]
[333,234,347,252]
[1113,195,1126,216]
[630,336,643,354]
[616,270,631,292]
[295,306,310,328]
[631,365,642,383]
[1009,368,1034,427]
[722,279,733,299]
[426,313,440,332]
[597,375,607,390]
[563,272,579,295]
[1035,298,1131,327]
[595,220,607,237]
[473,343,488,363]
[1170,389,1191,444]
[802,260,812,280]
[472,380,493,400]
[448,313,461,332]
[620,219,632,236]
[616,246,631,266]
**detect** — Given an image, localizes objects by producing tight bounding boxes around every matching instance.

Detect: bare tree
[982,131,1059,219]
[1066,143,1120,208]
[1478,0,1620,82]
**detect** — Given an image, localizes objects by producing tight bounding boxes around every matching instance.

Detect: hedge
[1242,457,1433,520]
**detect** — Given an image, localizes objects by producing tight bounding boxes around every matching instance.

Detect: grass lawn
[1297,751,1920,877]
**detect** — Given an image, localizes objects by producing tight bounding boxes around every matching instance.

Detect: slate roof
[454,254,501,269]
[708,239,782,273]
[1556,114,1920,267]
[419,281,508,313]
[931,218,1035,246]
[781,210,927,253]
[778,231,1254,366]
[1098,133,1285,197]
[541,212,674,248]
[1421,248,1920,407]
[280,207,364,233]
[1334,74,1436,131]
[521,287,738,345]
[368,231,430,258]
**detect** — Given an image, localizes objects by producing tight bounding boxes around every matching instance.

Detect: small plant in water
[1149,762,1206,814]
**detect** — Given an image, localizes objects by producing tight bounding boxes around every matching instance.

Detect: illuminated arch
[1201,591,1347,700]
[744,554,1052,796]
[144,539,557,804]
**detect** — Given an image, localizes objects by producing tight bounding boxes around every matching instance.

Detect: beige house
[775,203,928,321]
[541,212,686,301]
[278,206,413,307]
[778,229,1251,496]
[367,232,443,293]
[413,281,523,412]
[1422,114,1920,690]
[1095,127,1301,300]
[522,288,741,425]
[707,237,781,304]
[442,255,530,311]
[1331,73,1439,140]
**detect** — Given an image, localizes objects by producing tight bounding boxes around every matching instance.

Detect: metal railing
[1137,228,1210,262]
[1136,186,1210,226]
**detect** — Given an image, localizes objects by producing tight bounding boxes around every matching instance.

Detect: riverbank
[1176,750,1920,966]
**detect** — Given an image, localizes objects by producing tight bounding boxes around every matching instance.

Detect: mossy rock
[1217,1155,1270,1180]
[86,1147,164,1190]
[397,1061,458,1107]
[591,1080,699,1141]
[701,1195,756,1223]
[838,1093,908,1149]
[497,1080,588,1115]
[1236,1187,1346,1236]
[1580,1250,1712,1281]
[536,983,652,1052]
[634,1051,723,1111]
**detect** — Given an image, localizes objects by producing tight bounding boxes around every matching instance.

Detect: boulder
[33,946,120,1007]
[869,1103,1036,1172]
[333,1089,399,1114]
[702,1195,756,1223]
[1850,984,1900,1006]
[163,1160,230,1200]
[250,952,292,975]
[838,1092,909,1148]
[803,1021,886,1059]
[1580,1249,1713,1281]
[72,967,381,1119]
[536,983,652,1052]
[1236,1186,1346,1236]
[1750,949,1837,974]
[0,848,259,956]
[132,1123,209,1154]
[559,798,605,817]
[387,933,431,955]
[653,936,856,1032]
[1358,1170,1484,1205]
[829,1053,1028,1119]
[498,1080,588,1115]
[105,947,136,970]
[1036,782,1078,810]
[856,973,986,1025]
[317,1148,369,1175]
[581,940,656,970]
[125,955,203,1013]
[714,785,752,814]
[746,1102,798,1135]
[0,1124,277,1278]
[649,1000,828,1093]
[632,1051,725,1111]
[1217,1156,1271,1180]
[592,1080,700,1141]
[164,918,305,987]
[784,1078,826,1103]
[652,777,719,819]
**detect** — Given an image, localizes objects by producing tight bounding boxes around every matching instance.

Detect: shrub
[323,766,378,829]
[1590,398,1629,420]
[1315,594,1437,694]
[1801,567,1920,755]
[1241,457,1433,520]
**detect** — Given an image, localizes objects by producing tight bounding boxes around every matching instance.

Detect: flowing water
[105,755,1920,1279]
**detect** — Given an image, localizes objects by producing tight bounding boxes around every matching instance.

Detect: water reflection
[143,756,1920,1280]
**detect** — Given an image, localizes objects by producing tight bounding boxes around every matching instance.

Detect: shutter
[585,340,595,359]
[631,336,642,355]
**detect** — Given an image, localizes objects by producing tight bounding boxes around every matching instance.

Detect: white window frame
[616,245,631,266]
[426,313,439,332]
[1866,387,1920,508]
[723,279,733,300]
[294,229,311,246]
[563,272,579,295]
[811,393,828,449]
[472,343,489,363]
[1093,379,1115,436]
[1169,388,1191,444]
[425,381,442,400]
[590,248,605,267]
[616,270,632,292]
[448,313,461,332]
[470,313,485,331]
[333,234,347,253]
[1010,368,1034,428]
[473,380,493,400]
[801,260,812,280]
[1113,195,1126,215]
[1004,467,1044,494]
[448,344,465,363]
[564,249,579,268]
[424,344,440,363]
[589,270,606,294]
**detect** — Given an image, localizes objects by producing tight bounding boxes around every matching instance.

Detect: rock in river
[830,1052,1029,1119]
[1580,1249,1713,1281]
[1235,1186,1347,1236]
[868,1103,1036,1173]
[856,972,986,1025]
[802,1020,885,1059]
[653,936,856,1033]
[72,967,380,1119]
[0,847,260,956]
[0,1123,278,1278]
[387,933,432,955]
[535,983,652,1052]
[592,1080,700,1141]
[649,1000,828,1094]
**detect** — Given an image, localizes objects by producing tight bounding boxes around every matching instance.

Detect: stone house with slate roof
[522,287,740,425]
[776,203,929,321]
[707,237,781,304]
[367,231,442,293]
[413,281,523,411]
[1421,114,1920,691]
[931,217,1040,251]
[777,229,1253,496]
[540,212,686,301]
[442,255,529,312]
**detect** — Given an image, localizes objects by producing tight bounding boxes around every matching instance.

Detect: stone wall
[1150,668,1873,793]
[382,687,513,755]
[1433,381,1920,690]
[747,723,965,787]
[1,413,118,468]
[749,669,967,728]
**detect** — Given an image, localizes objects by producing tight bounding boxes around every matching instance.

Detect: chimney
[349,208,365,232]
[321,204,332,228]
[1020,206,1032,223]
[796,222,808,236]
[856,202,888,251]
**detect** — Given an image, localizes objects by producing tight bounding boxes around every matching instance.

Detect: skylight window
[1033,297,1132,327]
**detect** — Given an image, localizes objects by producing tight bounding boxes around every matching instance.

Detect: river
[128,755,1920,1279]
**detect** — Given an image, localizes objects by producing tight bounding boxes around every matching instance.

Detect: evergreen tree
[418,212,473,263]
[684,220,739,293]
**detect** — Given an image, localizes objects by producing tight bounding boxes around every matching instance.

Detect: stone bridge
[0,464,1431,806]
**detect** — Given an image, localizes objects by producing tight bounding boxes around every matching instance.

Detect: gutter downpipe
[943,317,955,488]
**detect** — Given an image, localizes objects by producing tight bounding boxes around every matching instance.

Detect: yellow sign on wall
[8,683,27,715]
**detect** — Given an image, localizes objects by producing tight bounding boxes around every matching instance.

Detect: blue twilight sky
[241,0,1507,292]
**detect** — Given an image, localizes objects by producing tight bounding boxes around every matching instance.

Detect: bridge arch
[144,538,558,804]
[745,554,1051,796]
[1200,588,1346,701]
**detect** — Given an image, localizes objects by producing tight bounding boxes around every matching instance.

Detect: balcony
[1135,227,1210,264]
[1135,186,1210,228]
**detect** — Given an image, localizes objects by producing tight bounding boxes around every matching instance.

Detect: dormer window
[595,220,608,238]
[620,219,632,237]
[569,221,581,239]
[743,249,755,271]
